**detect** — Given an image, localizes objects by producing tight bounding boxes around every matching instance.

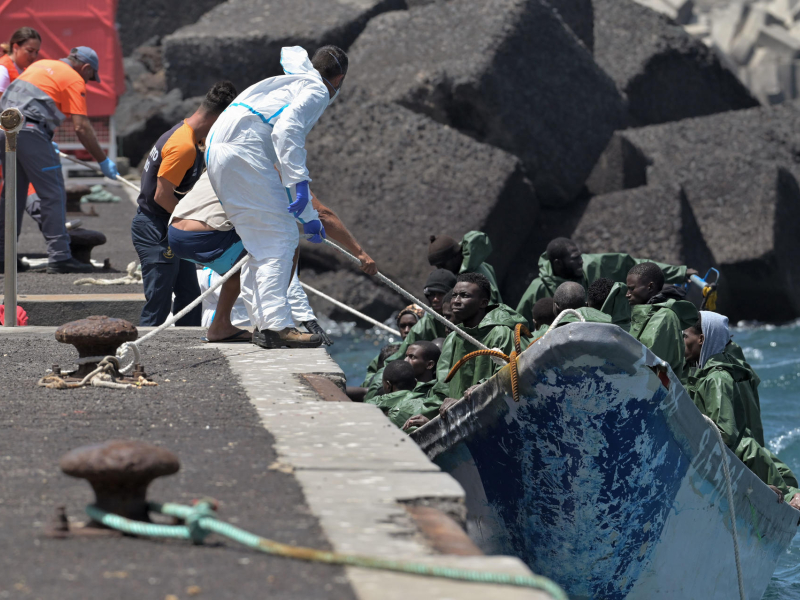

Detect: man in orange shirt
[0,46,118,273]
[131,81,236,326]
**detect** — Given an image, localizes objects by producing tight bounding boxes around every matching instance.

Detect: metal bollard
[1,107,24,327]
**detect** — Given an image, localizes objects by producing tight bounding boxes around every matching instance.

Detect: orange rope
[508,350,519,402]
[445,349,509,383]
[514,323,531,355]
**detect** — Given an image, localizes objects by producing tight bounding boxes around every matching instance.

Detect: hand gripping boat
[411,322,799,600]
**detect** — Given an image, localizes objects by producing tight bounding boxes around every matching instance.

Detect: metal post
[2,107,24,327]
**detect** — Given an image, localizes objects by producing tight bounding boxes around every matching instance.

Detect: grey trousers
[0,123,70,262]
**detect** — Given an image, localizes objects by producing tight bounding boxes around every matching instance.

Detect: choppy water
[326,319,800,598]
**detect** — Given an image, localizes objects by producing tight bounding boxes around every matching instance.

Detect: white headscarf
[699,310,730,368]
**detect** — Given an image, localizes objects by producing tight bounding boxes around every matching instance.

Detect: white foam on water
[769,428,800,454]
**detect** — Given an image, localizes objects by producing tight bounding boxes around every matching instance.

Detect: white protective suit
[198,268,316,328]
[205,46,331,331]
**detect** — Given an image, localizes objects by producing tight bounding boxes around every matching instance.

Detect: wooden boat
[411,322,799,600]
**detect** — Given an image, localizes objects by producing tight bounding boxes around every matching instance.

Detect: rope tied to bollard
[37,356,156,390]
[84,499,567,599]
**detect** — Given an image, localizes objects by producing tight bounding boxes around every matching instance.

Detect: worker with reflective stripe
[131,81,237,327]
[0,28,41,98]
[0,46,116,274]
[206,45,356,349]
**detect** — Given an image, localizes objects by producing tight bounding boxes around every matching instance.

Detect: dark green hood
[600,281,631,329]
[633,298,699,331]
[460,231,493,273]
[467,304,528,332]
[557,307,612,326]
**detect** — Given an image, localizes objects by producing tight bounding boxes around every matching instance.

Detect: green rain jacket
[629,299,698,380]
[599,282,632,331]
[437,305,528,399]
[686,349,799,497]
[365,380,446,430]
[386,312,450,364]
[460,231,502,305]
[555,307,612,326]
[516,252,687,327]
[361,353,383,387]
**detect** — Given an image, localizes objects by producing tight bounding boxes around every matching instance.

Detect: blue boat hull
[412,323,799,599]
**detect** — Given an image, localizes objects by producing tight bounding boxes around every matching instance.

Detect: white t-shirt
[169,170,233,231]
[0,65,11,94]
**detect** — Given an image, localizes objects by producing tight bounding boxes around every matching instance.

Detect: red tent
[0,0,125,116]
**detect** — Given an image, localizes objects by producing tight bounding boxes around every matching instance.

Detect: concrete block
[163,0,404,98]
[4,293,146,326]
[593,0,757,126]
[546,0,594,50]
[755,24,800,58]
[749,47,787,104]
[709,1,747,53]
[343,0,626,206]
[306,100,537,304]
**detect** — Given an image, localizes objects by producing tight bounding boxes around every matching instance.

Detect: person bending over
[684,312,800,507]
[437,273,529,415]
[428,231,502,304]
[132,81,237,326]
[588,277,631,330]
[627,262,699,379]
[516,237,696,327]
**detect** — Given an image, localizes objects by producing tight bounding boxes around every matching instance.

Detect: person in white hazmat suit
[205,45,350,349]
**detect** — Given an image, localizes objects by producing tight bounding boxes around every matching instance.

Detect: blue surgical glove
[287,181,310,220]
[99,157,119,180]
[303,219,326,244]
[52,141,59,155]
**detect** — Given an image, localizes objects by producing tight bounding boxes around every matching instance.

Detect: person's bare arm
[72,114,106,163]
[311,193,377,275]
[154,177,180,214]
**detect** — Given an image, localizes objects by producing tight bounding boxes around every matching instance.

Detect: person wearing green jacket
[428,231,502,304]
[683,311,800,506]
[516,237,694,327]
[531,297,555,337]
[551,281,613,326]
[384,269,458,367]
[588,278,631,331]
[437,273,529,415]
[627,263,699,380]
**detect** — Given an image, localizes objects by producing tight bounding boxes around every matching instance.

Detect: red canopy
[0,0,125,116]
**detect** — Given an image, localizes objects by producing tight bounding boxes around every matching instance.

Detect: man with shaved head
[551,281,611,326]
[516,237,696,328]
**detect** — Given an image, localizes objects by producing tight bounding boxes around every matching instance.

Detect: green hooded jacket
[556,306,612,326]
[460,231,502,305]
[686,350,798,497]
[629,299,698,380]
[365,380,445,430]
[437,304,528,399]
[599,282,632,331]
[386,312,450,364]
[516,252,688,327]
[361,352,383,387]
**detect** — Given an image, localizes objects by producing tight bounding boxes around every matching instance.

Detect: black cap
[424,268,457,296]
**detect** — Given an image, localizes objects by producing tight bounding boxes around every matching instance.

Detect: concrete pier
[0,326,554,599]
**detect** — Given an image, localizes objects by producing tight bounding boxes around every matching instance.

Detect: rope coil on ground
[85,500,567,598]
[702,414,746,600]
[37,356,156,390]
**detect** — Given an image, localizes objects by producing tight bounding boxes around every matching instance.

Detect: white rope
[74,261,142,286]
[702,414,746,600]
[321,239,489,351]
[542,309,586,338]
[117,254,249,374]
[300,282,401,337]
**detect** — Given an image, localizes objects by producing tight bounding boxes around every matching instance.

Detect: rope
[514,323,530,354]
[74,261,142,286]
[116,253,249,374]
[322,239,488,351]
[702,414,746,600]
[58,152,142,194]
[84,501,566,598]
[542,309,585,337]
[300,282,401,337]
[37,356,156,390]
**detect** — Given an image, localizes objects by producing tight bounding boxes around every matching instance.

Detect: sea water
[326,320,800,598]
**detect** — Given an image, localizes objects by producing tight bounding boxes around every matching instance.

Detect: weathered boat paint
[412,323,799,600]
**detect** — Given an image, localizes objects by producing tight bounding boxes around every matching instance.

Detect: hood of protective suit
[558,306,612,326]
[696,348,755,384]
[460,231,494,273]
[280,46,322,80]
[600,281,631,328]
[648,299,699,331]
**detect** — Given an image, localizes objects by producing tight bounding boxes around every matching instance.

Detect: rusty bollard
[55,316,137,377]
[60,440,180,524]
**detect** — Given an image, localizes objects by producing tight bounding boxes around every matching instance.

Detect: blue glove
[287,181,310,220]
[52,141,59,155]
[99,157,119,180]
[303,219,326,244]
